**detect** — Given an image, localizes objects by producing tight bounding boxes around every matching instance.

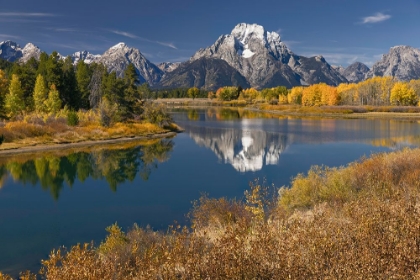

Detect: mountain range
[2,23,420,90]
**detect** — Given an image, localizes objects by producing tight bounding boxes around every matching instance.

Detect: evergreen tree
[88,63,106,109]
[122,63,142,119]
[33,74,48,113]
[5,74,25,118]
[76,60,92,109]
[45,51,63,90]
[36,52,49,78]
[11,58,38,109]
[0,70,9,117]
[62,56,80,110]
[45,84,62,114]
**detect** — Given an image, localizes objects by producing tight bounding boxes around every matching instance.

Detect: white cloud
[111,30,139,39]
[0,34,21,40]
[362,12,391,24]
[156,41,177,49]
[110,30,177,49]
[0,12,56,17]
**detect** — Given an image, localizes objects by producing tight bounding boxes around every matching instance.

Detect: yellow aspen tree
[5,74,25,118]
[288,86,304,104]
[33,74,48,113]
[390,82,418,106]
[44,84,62,114]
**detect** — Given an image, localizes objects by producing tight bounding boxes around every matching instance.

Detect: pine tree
[76,60,92,109]
[44,84,62,114]
[122,63,142,119]
[62,56,80,110]
[46,51,63,90]
[88,63,106,109]
[5,74,25,118]
[0,70,9,117]
[33,74,48,113]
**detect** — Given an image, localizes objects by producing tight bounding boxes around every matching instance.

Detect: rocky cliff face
[97,42,163,85]
[367,46,420,81]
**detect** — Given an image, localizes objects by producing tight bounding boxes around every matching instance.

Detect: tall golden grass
[2,148,419,279]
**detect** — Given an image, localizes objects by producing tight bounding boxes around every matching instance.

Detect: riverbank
[0,131,177,156]
[0,110,182,154]
[155,98,420,119]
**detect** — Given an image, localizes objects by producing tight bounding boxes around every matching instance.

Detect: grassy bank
[2,148,419,279]
[0,110,180,152]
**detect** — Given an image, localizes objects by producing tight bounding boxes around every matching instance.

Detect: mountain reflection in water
[0,139,173,200]
[189,126,288,172]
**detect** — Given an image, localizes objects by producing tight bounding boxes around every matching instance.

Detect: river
[0,108,419,275]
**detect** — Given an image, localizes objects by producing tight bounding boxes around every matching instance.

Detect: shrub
[141,101,172,127]
[67,111,79,126]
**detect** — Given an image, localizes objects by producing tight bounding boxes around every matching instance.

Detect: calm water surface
[1,108,420,275]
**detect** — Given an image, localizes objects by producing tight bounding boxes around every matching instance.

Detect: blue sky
[1,0,419,67]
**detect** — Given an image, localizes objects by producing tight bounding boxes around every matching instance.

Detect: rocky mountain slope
[158,58,250,90]
[334,62,370,83]
[157,62,180,73]
[367,45,420,81]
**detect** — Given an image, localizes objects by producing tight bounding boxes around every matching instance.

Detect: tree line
[206,77,420,106]
[0,54,150,122]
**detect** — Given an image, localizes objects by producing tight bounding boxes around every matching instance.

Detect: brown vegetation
[0,109,178,151]
[2,148,420,279]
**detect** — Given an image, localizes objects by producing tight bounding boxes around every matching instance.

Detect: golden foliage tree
[288,86,303,105]
[44,84,62,114]
[240,88,259,101]
[390,82,418,106]
[187,87,200,100]
[5,74,25,118]
[33,74,48,113]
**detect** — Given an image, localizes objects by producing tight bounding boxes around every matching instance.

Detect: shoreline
[155,99,420,120]
[0,131,177,156]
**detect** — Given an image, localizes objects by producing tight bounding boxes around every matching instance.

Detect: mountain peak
[110,42,128,50]
[231,23,266,43]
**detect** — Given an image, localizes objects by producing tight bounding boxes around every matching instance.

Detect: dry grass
[2,148,420,279]
[0,111,174,151]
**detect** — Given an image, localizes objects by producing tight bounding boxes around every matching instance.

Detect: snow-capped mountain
[71,50,101,64]
[0,41,42,63]
[367,46,420,81]
[98,42,163,85]
[191,23,347,88]
[0,40,23,62]
[21,43,42,63]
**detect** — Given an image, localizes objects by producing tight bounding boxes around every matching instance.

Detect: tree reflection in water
[0,139,174,199]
